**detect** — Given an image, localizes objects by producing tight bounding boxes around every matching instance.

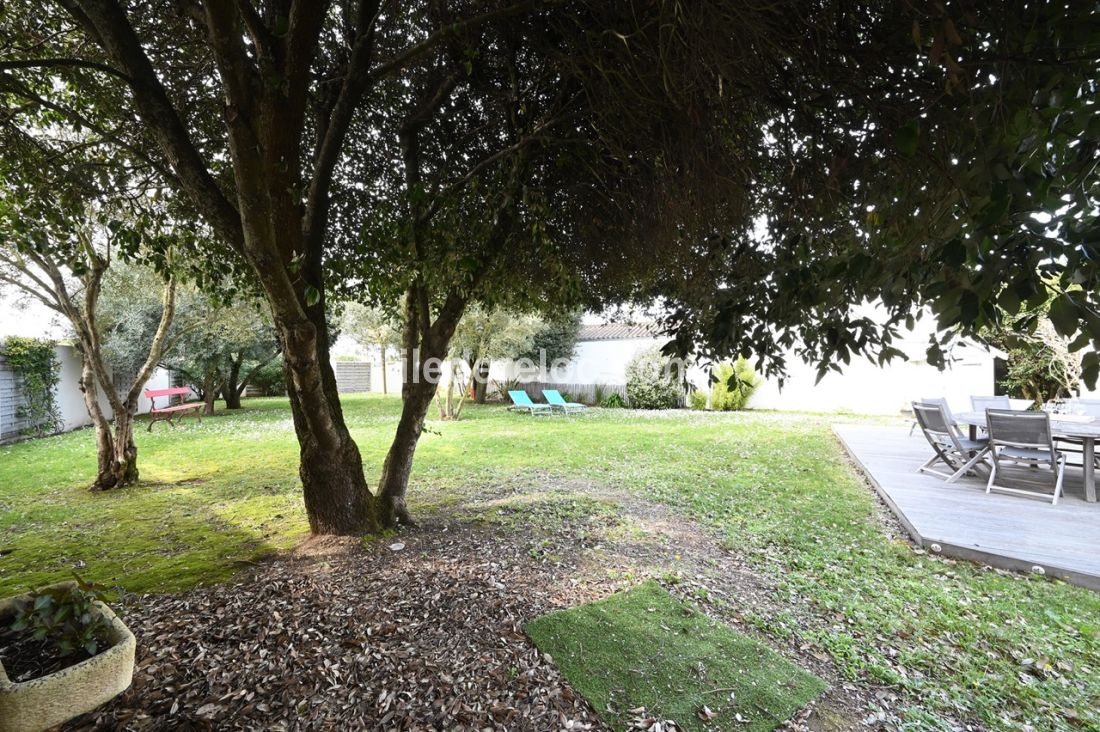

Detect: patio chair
[913,401,991,483]
[984,409,1066,505]
[908,396,958,436]
[507,390,552,416]
[970,395,1011,412]
[542,389,586,414]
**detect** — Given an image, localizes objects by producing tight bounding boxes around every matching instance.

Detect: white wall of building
[510,330,996,416]
[503,336,666,385]
[53,344,110,432]
[330,304,1000,414]
[742,342,994,416]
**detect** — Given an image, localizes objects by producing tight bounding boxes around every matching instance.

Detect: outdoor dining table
[955,411,1100,503]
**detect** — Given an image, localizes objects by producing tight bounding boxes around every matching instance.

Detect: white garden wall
[0,343,173,443]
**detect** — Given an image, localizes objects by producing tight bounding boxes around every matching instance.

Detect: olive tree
[0,200,194,490]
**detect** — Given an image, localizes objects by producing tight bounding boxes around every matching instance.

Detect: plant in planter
[0,578,135,732]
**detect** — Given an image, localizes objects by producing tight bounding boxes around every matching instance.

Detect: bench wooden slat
[154,403,203,414]
[143,387,203,431]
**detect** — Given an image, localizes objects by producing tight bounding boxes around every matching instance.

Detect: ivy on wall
[3,336,62,437]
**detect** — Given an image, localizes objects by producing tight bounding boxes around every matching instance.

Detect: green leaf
[895,119,920,157]
[1082,352,1099,390]
[1048,295,1078,338]
[304,285,320,307]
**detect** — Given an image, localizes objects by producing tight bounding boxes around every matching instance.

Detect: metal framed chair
[913,401,991,483]
[985,409,1066,505]
[970,395,1011,412]
[908,396,958,436]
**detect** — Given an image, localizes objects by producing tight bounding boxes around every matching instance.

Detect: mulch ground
[64,480,878,731]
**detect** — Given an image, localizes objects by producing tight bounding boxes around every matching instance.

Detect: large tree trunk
[377,377,438,526]
[376,287,467,526]
[63,1,377,534]
[107,408,140,488]
[281,311,376,534]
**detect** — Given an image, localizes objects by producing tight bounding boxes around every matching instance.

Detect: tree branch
[0,57,131,81]
[303,0,382,252]
[60,0,244,251]
[0,72,179,186]
[124,277,177,405]
[366,0,546,83]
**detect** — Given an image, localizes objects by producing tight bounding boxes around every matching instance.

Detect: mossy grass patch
[526,581,824,730]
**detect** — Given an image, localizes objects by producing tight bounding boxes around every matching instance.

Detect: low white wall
[490,336,698,387]
[55,345,172,430]
[53,344,113,432]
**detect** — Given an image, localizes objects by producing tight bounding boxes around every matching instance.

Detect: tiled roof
[577,322,660,342]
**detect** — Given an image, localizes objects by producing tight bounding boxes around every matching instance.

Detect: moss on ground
[526,581,825,730]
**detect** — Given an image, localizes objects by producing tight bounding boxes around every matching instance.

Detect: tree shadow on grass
[0,483,301,598]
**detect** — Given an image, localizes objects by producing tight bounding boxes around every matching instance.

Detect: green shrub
[625,347,682,409]
[2,337,62,437]
[602,392,626,408]
[491,377,524,402]
[710,357,760,411]
[10,576,111,659]
[689,389,708,410]
[592,383,608,406]
[249,357,287,396]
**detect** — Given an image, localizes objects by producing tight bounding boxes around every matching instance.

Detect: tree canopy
[2,1,1098,532]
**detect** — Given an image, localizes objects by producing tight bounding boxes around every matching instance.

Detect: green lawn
[1,395,1098,730]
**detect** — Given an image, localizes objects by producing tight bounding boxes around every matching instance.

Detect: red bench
[144,387,203,432]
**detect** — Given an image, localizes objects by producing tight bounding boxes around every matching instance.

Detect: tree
[629,5,1100,391]
[4,2,1098,533]
[2,0,613,533]
[998,320,1081,404]
[449,304,540,404]
[517,311,581,366]
[156,297,280,414]
[0,208,188,490]
[340,303,402,395]
[982,294,1083,404]
[218,308,281,410]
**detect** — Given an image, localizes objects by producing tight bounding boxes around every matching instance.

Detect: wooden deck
[834,425,1100,591]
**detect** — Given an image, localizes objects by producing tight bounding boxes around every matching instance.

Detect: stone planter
[0,584,135,732]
